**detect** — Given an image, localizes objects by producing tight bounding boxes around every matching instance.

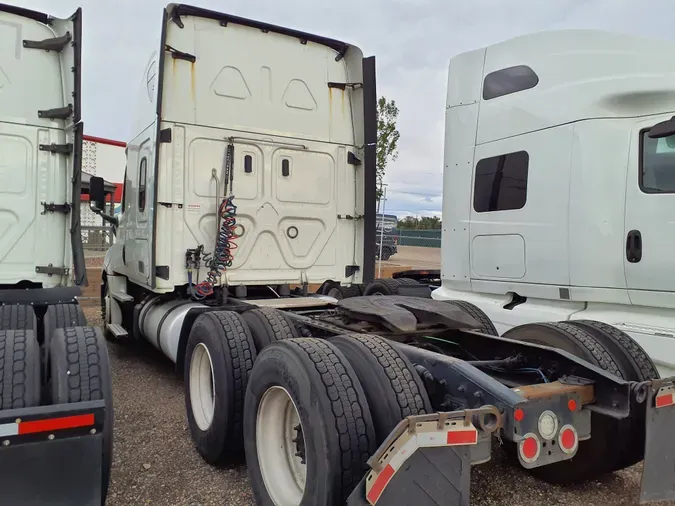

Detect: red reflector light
[518,433,540,464]
[568,399,578,412]
[558,425,578,454]
[18,413,95,435]
[514,408,525,422]
[367,464,395,504]
[656,392,675,408]
[446,429,478,446]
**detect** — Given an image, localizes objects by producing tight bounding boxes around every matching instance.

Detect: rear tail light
[558,424,578,454]
[519,433,541,463]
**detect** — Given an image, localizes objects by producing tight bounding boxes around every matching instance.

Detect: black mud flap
[347,445,471,506]
[640,380,675,503]
[347,407,501,506]
[0,400,105,506]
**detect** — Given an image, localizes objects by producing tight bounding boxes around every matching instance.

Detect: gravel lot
[82,305,674,506]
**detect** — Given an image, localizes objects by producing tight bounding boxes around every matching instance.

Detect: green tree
[376,96,400,201]
[397,216,442,230]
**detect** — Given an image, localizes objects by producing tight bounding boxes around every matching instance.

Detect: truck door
[624,115,675,306]
[0,6,84,288]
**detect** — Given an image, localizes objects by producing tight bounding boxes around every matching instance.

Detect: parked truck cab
[432,29,675,377]
[98,3,378,353]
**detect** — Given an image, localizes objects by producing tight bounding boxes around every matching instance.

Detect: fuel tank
[138,298,207,363]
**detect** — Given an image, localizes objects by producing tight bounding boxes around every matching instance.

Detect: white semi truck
[0,3,113,505]
[430,29,675,379]
[95,7,675,505]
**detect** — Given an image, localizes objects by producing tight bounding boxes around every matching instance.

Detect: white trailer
[431,29,675,378]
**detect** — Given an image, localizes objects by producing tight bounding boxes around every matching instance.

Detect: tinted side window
[138,157,147,212]
[121,165,127,212]
[483,66,539,100]
[473,151,529,212]
[641,130,675,193]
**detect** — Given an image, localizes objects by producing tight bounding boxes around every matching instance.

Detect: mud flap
[348,407,501,506]
[347,445,471,506]
[0,400,105,505]
[640,381,675,503]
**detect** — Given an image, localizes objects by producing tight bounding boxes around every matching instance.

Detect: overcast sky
[13,0,675,217]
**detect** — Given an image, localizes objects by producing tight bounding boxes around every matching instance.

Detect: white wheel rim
[256,386,307,506]
[189,343,216,431]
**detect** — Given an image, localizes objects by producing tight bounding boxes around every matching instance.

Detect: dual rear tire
[503,320,658,483]
[245,335,432,506]
[184,308,432,506]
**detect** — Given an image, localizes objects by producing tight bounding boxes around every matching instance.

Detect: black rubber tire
[0,305,36,331]
[49,326,113,501]
[502,322,621,484]
[446,300,499,336]
[184,311,257,464]
[566,319,659,470]
[325,284,362,300]
[566,320,658,381]
[240,307,299,353]
[0,329,40,410]
[43,304,87,376]
[45,304,88,336]
[244,338,376,506]
[362,278,419,296]
[380,247,392,261]
[330,333,432,444]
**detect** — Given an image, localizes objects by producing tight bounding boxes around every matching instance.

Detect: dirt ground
[83,304,673,506]
[384,245,441,270]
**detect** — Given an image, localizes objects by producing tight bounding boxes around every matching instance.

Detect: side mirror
[648,116,675,139]
[89,176,106,211]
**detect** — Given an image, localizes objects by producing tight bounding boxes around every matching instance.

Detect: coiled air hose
[190,139,237,299]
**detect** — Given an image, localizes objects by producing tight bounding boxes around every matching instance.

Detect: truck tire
[0,305,36,331]
[502,322,622,484]
[49,326,113,501]
[185,311,256,464]
[566,320,659,381]
[445,300,499,336]
[43,304,87,376]
[244,338,376,506]
[240,307,299,353]
[566,320,659,470]
[325,283,362,300]
[0,330,40,410]
[362,278,419,296]
[330,334,432,444]
[380,246,392,261]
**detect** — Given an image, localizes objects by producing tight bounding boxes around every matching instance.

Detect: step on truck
[96,5,675,505]
[0,4,113,505]
[428,29,675,380]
